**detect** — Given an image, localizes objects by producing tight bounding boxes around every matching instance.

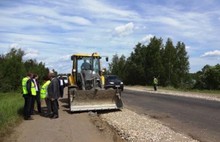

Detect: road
[4,88,121,142]
[123,89,220,142]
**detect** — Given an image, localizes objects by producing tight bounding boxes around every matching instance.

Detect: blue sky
[0,0,220,73]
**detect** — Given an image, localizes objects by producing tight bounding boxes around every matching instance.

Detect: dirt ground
[4,88,122,142]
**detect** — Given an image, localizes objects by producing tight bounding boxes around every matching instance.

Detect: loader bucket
[68,88,123,112]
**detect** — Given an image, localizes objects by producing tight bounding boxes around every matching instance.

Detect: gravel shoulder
[101,109,198,142]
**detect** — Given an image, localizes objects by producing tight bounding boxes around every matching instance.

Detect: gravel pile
[101,109,198,142]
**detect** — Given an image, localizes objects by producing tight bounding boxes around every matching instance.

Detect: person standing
[27,74,37,116]
[22,73,34,120]
[59,76,65,98]
[48,72,60,119]
[31,74,41,114]
[153,76,158,91]
[40,76,51,117]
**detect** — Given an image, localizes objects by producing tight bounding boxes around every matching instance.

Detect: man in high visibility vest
[153,76,158,91]
[30,74,41,115]
[22,73,35,120]
[40,76,51,117]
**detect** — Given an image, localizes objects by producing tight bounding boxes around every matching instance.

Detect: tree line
[109,36,220,90]
[0,48,49,92]
[1,38,219,92]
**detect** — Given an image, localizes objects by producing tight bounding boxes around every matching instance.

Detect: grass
[158,86,220,95]
[144,85,220,97]
[0,92,23,139]
[130,85,220,97]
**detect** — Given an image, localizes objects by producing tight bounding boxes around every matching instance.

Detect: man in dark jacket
[30,74,41,114]
[48,72,60,119]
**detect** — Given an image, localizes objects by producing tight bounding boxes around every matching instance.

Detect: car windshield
[107,75,119,81]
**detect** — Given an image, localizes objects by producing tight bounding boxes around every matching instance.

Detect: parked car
[104,75,124,91]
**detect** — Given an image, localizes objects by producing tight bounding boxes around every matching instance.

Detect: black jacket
[26,79,33,95]
[48,77,60,99]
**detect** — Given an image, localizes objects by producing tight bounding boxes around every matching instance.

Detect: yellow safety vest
[153,78,158,85]
[101,75,105,86]
[22,77,29,95]
[31,81,36,96]
[40,80,51,99]
[68,75,74,85]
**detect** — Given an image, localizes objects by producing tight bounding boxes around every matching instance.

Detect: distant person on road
[22,73,34,120]
[48,72,60,119]
[30,74,41,114]
[153,77,158,91]
[81,59,91,70]
[40,76,51,117]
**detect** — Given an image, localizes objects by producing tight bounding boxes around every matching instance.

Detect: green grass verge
[142,85,220,97]
[158,86,220,95]
[0,92,23,139]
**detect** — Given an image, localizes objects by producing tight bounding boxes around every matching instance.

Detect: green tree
[194,64,220,90]
[109,54,126,80]
[24,59,49,83]
[144,37,164,85]
[0,48,25,92]
[162,38,177,86]
[123,59,145,85]
[174,41,190,88]
[109,54,120,75]
[108,36,192,89]
[0,48,50,92]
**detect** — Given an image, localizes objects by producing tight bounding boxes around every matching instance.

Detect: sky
[0,0,220,73]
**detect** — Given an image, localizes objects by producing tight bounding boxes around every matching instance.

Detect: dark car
[104,75,124,91]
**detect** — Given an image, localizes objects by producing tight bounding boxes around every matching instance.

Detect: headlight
[109,82,114,84]
[120,82,123,84]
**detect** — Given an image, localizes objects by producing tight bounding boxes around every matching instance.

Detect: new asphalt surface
[123,89,220,142]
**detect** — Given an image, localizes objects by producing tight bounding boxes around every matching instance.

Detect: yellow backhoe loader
[68,53,123,112]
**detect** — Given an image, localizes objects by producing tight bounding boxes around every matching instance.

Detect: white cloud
[114,22,134,36]
[141,34,154,44]
[1,0,220,73]
[154,16,182,28]
[0,4,92,32]
[185,46,190,49]
[59,54,72,61]
[201,50,220,57]
[10,43,21,49]
[23,48,39,59]
[80,0,138,18]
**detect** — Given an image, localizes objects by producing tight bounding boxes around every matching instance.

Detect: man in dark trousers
[30,74,41,114]
[59,75,65,98]
[22,73,34,120]
[153,76,158,91]
[27,74,37,117]
[48,72,60,119]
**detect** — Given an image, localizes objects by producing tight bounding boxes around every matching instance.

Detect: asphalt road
[123,89,220,142]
